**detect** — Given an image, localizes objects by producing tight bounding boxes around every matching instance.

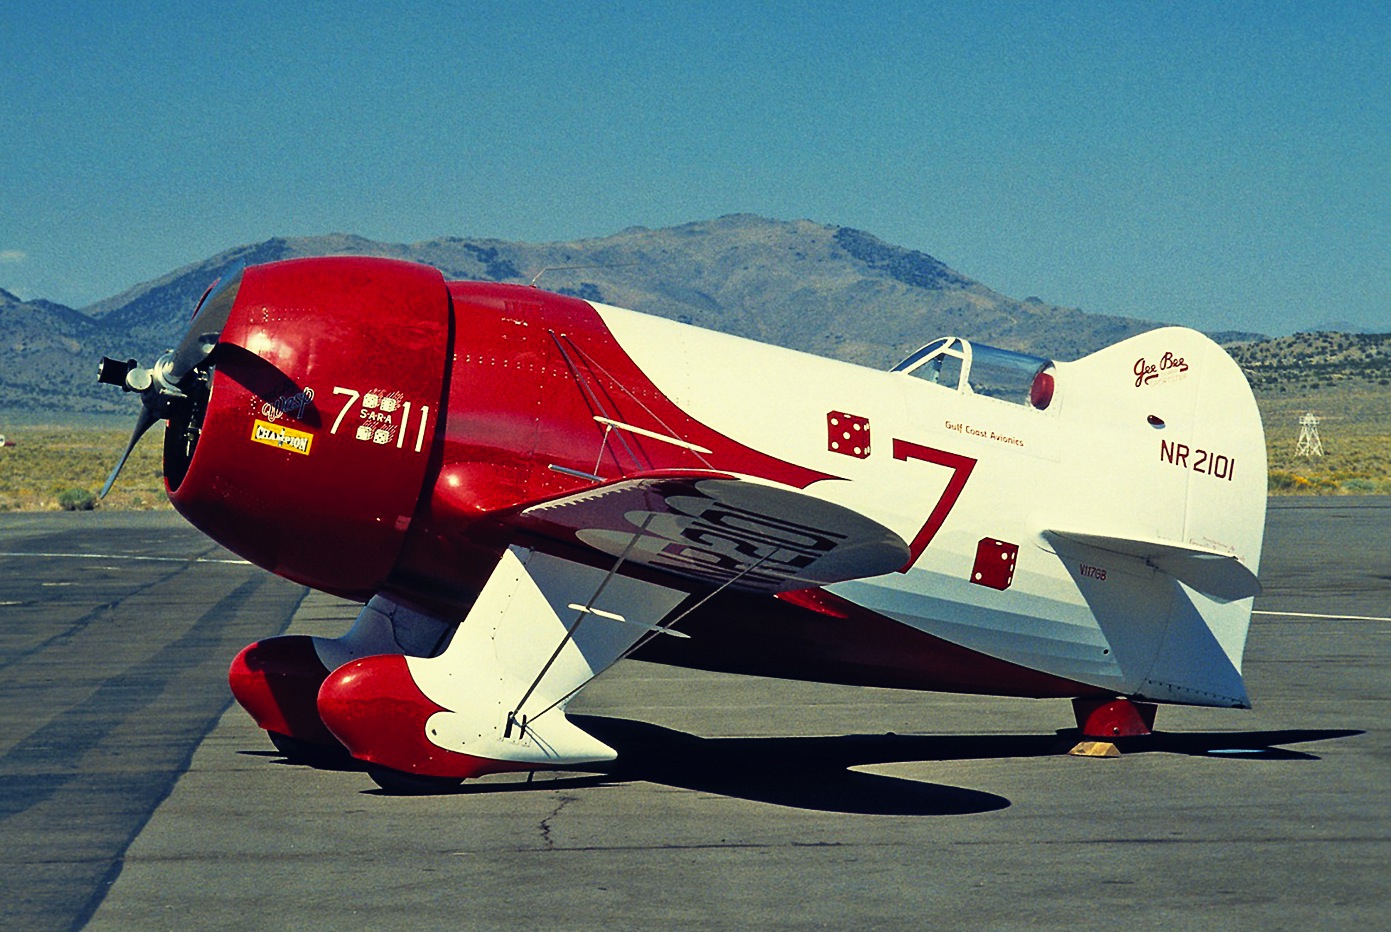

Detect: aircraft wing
[318,475,910,780]
[512,470,910,593]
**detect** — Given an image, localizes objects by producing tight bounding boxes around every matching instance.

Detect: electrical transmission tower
[1296,412,1324,458]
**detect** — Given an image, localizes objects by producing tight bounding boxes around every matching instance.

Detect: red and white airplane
[99,256,1266,791]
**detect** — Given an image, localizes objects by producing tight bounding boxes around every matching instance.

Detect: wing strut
[547,330,716,476]
[546,331,642,475]
[518,551,776,727]
[505,513,657,737]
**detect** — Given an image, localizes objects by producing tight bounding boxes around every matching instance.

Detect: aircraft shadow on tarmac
[243,717,1360,816]
[574,717,1360,815]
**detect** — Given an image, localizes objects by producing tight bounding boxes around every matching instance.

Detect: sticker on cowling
[257,387,315,424]
[356,390,404,445]
[251,419,313,455]
[329,386,431,453]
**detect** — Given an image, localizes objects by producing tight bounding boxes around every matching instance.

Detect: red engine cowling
[167,257,451,600]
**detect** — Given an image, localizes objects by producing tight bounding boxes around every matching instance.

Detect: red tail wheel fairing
[168,258,452,599]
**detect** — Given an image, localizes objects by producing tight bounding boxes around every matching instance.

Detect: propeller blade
[98,264,244,498]
[99,404,160,499]
[169,262,245,382]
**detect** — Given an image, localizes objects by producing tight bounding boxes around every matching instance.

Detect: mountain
[1227,331,1391,393]
[3,215,1235,417]
[1,287,129,414]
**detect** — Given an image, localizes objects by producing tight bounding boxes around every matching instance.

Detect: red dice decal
[827,411,870,458]
[971,538,1018,590]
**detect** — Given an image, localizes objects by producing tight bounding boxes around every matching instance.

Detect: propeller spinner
[97,264,245,498]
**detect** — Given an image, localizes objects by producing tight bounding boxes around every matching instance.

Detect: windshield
[893,337,1055,410]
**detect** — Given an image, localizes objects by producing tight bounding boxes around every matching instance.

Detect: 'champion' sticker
[251,418,313,455]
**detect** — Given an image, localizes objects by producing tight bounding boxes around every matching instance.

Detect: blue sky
[2,1,1387,334]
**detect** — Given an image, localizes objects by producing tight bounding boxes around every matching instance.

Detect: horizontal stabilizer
[516,470,909,592]
[1045,528,1261,601]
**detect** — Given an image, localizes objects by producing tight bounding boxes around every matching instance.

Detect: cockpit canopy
[892,337,1055,410]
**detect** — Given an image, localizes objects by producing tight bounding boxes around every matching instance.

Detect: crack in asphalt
[538,793,580,850]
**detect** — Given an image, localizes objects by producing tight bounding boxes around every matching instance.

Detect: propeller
[97,264,245,498]
[169,263,245,381]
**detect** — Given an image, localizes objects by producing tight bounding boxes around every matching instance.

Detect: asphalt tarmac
[2,499,1387,930]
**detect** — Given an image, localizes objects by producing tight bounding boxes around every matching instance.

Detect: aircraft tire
[268,731,351,767]
[366,765,464,795]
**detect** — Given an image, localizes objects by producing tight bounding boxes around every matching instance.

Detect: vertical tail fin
[1051,327,1266,706]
